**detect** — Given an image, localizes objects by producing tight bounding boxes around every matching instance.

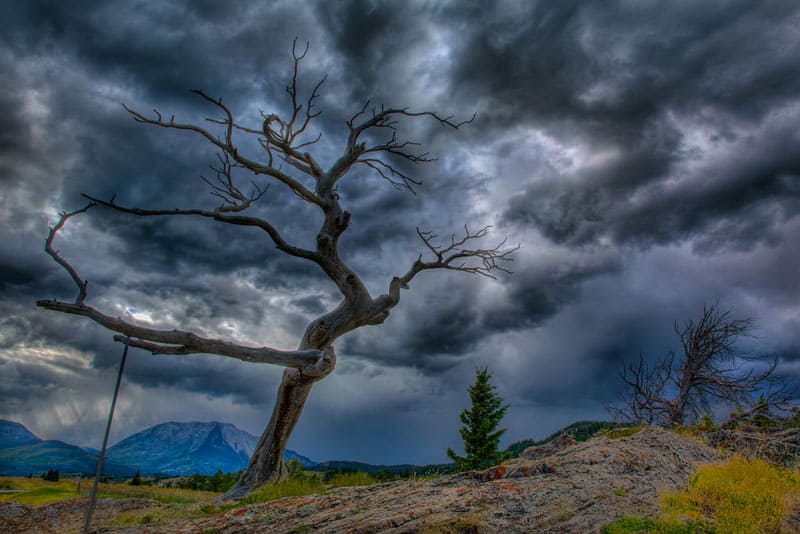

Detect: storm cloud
[1,0,798,464]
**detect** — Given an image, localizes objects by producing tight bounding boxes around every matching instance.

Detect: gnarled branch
[402,225,518,282]
[37,205,331,375]
[327,102,476,191]
[369,226,518,321]
[122,96,325,208]
[199,152,268,212]
[44,202,96,305]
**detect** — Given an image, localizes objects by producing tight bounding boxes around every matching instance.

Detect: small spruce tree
[130,469,142,486]
[447,366,509,471]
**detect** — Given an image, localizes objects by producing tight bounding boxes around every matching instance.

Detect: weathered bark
[223,369,316,499]
[222,312,342,500]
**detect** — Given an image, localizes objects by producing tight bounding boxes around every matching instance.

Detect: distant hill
[0,420,41,449]
[309,459,454,478]
[0,420,315,477]
[106,421,316,476]
[0,440,133,476]
[504,420,624,457]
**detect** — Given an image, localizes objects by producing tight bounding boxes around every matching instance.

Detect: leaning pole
[82,340,129,534]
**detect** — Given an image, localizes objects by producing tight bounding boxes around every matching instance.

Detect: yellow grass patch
[661,455,800,533]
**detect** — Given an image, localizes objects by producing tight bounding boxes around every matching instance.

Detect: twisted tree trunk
[223,369,316,499]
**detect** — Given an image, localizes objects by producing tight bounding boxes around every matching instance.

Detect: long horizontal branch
[35,299,327,369]
[82,194,319,263]
[38,205,331,372]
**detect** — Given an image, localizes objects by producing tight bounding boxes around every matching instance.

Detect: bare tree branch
[368,226,518,322]
[198,152,269,212]
[284,38,326,146]
[122,99,325,208]
[401,225,518,282]
[37,208,332,374]
[611,353,676,425]
[326,103,476,191]
[611,304,796,426]
[44,202,96,305]
[81,194,319,263]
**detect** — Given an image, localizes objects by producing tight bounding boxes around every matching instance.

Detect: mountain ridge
[0,420,315,476]
[0,420,41,449]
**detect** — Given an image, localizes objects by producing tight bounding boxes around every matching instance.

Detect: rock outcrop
[0,426,726,533]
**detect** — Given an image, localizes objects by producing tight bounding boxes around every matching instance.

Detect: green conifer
[447,366,509,471]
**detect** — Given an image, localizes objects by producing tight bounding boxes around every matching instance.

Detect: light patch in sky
[1,343,93,377]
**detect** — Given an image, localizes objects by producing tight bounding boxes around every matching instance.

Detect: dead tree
[37,42,517,500]
[612,304,793,427]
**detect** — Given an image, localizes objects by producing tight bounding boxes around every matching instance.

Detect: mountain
[0,420,315,477]
[0,420,41,449]
[106,421,316,476]
[0,440,133,476]
[0,421,131,476]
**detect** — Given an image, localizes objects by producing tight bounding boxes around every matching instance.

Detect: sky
[1,0,799,465]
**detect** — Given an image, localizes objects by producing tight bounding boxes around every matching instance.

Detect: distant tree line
[175,469,240,492]
[503,421,625,458]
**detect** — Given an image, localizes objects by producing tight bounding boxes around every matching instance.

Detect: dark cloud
[1,0,799,463]
[440,1,800,251]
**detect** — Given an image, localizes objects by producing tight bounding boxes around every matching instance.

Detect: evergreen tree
[447,367,509,470]
[130,469,142,486]
[41,469,59,482]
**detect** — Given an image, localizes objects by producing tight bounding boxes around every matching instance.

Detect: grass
[1,467,385,510]
[110,500,236,528]
[95,482,218,504]
[0,476,218,506]
[0,482,78,506]
[601,516,706,533]
[327,471,377,488]
[1,469,410,531]
[238,477,326,505]
[237,469,380,505]
[663,455,800,533]
[604,455,800,533]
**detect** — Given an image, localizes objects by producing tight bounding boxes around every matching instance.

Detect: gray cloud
[1,0,798,463]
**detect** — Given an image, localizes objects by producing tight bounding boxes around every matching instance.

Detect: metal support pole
[83,340,129,534]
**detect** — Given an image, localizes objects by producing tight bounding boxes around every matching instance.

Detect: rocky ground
[0,426,727,533]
